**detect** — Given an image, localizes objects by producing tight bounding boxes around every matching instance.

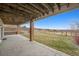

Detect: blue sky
[22,8,79,29]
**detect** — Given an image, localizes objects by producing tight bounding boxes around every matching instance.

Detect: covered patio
[0,3,79,56]
[0,34,68,56]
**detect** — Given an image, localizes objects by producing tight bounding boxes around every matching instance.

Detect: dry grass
[21,30,79,56]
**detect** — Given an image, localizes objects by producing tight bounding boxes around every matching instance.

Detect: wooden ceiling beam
[6,4,40,17]
[66,3,70,8]
[41,3,55,13]
[41,3,50,14]
[0,9,25,17]
[17,4,42,16]
[56,3,61,10]
[0,10,29,25]
[38,4,49,14]
[0,6,31,18]
[0,3,78,25]
[48,4,55,13]
[0,4,36,18]
[3,4,32,16]
[29,3,45,15]
[36,3,79,23]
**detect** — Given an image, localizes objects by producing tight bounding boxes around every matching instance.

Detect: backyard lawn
[21,30,79,56]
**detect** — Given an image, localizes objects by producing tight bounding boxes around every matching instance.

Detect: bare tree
[75,22,79,30]
[71,21,79,30]
[70,21,79,36]
[71,21,79,45]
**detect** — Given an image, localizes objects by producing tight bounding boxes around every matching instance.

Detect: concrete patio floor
[0,35,69,56]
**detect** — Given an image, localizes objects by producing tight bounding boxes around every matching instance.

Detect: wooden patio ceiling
[0,3,79,25]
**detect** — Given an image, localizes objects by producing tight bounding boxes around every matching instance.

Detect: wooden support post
[30,18,34,41]
[1,26,4,39]
[0,26,2,43]
[0,18,4,43]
